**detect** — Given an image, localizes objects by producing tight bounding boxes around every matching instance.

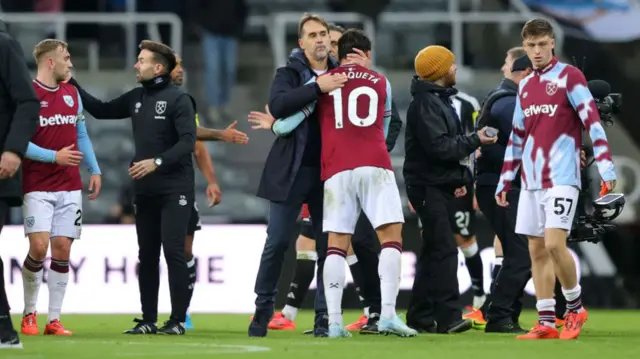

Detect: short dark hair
[521,18,555,39]
[337,29,371,61]
[139,40,177,74]
[298,13,329,38]
[328,23,346,34]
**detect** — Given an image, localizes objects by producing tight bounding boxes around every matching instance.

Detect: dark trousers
[406,184,461,332]
[352,212,382,315]
[476,185,531,325]
[254,167,328,317]
[0,200,12,329]
[135,192,193,323]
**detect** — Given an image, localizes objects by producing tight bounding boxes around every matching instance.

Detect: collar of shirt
[535,57,558,76]
[140,74,172,90]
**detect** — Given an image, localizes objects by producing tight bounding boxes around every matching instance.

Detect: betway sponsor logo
[40,114,77,127]
[523,104,558,118]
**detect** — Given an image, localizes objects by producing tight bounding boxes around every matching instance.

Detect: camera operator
[404,45,496,334]
[474,53,533,333]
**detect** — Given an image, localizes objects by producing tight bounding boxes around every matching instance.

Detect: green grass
[4,310,640,358]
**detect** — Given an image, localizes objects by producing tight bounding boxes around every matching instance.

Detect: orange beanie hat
[414,45,455,82]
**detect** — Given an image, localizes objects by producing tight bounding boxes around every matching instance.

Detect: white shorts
[515,185,579,238]
[22,190,83,239]
[323,167,404,234]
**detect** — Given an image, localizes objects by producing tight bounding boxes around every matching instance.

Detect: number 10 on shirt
[329,86,380,129]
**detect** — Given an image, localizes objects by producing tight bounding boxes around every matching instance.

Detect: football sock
[186,256,197,311]
[281,305,298,322]
[379,241,402,320]
[492,256,503,282]
[562,284,584,313]
[462,242,484,296]
[283,250,316,320]
[324,247,346,326]
[22,254,44,316]
[536,299,556,328]
[48,258,69,322]
[346,255,367,312]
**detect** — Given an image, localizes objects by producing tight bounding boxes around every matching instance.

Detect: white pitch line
[58,340,271,356]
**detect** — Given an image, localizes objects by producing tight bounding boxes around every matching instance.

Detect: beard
[444,72,456,87]
[53,72,67,84]
[312,46,328,62]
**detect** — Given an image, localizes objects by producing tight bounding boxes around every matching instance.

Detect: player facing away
[316,30,416,338]
[495,19,616,340]
[20,39,101,336]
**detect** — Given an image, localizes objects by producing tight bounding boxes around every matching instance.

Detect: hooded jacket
[403,77,480,188]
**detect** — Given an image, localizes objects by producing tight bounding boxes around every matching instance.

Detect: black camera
[587,79,622,126]
[595,93,622,126]
[568,79,624,243]
[568,193,626,243]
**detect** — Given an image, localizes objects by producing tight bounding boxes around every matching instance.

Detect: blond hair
[507,46,526,59]
[33,39,68,63]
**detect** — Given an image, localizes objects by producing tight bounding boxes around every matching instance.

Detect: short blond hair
[507,46,526,59]
[33,39,68,63]
[298,13,329,38]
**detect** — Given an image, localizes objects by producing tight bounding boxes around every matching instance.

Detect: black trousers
[476,185,531,325]
[135,192,193,323]
[0,200,12,327]
[406,184,461,332]
[351,212,382,315]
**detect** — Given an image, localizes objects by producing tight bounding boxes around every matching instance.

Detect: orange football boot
[345,315,368,331]
[43,320,73,336]
[530,317,566,328]
[267,312,295,330]
[517,324,559,340]
[21,312,39,336]
[463,308,487,329]
[560,309,588,340]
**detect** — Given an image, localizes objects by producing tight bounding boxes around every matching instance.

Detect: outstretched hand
[221,121,249,144]
[248,105,276,131]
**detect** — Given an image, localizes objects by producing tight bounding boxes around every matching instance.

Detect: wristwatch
[154,157,163,167]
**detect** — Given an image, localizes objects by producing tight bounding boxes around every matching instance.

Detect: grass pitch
[4,310,640,359]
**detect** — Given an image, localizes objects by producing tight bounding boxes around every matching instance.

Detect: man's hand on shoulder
[316,73,348,93]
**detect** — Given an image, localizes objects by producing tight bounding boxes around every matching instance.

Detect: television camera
[568,58,625,243]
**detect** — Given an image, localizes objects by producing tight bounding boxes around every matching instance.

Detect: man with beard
[403,45,496,334]
[169,52,250,329]
[70,40,196,335]
[248,23,403,334]
[248,13,346,338]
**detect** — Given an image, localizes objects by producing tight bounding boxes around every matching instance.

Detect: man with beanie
[403,45,496,334]
[0,19,40,349]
